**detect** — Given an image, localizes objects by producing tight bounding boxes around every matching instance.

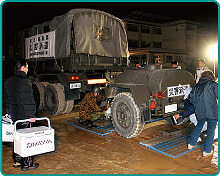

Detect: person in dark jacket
[187,70,218,157]
[4,59,39,171]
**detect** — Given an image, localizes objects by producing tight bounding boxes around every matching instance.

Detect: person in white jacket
[195,59,208,83]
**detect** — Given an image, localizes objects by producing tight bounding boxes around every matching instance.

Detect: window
[130,56,139,64]
[176,56,184,63]
[141,41,151,48]
[187,25,194,31]
[151,55,161,64]
[165,56,173,63]
[153,27,161,35]
[153,42,161,48]
[127,23,138,32]
[187,34,195,39]
[128,40,138,48]
[96,27,110,41]
[141,25,150,33]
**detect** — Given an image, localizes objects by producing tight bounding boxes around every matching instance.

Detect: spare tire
[44,83,66,115]
[111,92,144,138]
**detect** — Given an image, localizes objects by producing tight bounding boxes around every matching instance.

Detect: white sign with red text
[25,31,55,59]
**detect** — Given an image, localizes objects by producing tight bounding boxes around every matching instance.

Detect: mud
[2,106,218,174]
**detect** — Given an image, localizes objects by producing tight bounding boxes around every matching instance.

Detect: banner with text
[25,31,55,59]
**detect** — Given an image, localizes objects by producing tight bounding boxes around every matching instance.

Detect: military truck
[12,8,129,115]
[106,65,195,138]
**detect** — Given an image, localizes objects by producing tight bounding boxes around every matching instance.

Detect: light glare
[209,43,218,60]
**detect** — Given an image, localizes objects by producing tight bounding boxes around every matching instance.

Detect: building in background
[123,11,217,75]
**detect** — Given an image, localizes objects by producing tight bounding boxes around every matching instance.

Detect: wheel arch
[107,85,150,109]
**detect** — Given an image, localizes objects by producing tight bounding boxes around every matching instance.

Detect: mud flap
[140,109,151,123]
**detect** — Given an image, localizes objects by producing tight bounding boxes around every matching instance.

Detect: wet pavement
[2,105,218,174]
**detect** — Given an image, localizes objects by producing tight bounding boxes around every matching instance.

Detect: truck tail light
[87,78,107,85]
[70,76,79,81]
[157,92,163,99]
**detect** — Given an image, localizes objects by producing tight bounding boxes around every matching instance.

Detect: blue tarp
[65,118,115,136]
[140,127,206,158]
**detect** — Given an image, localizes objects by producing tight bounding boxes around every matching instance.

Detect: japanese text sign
[25,31,55,59]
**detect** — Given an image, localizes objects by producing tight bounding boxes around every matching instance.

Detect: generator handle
[14,117,51,132]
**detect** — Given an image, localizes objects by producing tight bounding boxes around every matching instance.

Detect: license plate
[167,84,190,97]
[70,83,81,89]
[165,104,177,113]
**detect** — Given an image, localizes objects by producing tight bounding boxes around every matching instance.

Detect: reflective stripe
[87,78,107,85]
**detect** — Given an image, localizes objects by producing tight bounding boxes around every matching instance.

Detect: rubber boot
[13,152,21,168]
[21,156,39,171]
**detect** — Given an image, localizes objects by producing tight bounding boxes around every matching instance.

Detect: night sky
[2,2,218,58]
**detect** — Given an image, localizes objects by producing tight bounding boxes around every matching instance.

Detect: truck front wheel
[44,83,66,115]
[111,92,144,138]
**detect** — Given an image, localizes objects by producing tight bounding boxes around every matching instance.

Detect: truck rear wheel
[111,92,144,138]
[41,82,49,88]
[62,100,74,114]
[44,83,66,115]
[32,82,45,111]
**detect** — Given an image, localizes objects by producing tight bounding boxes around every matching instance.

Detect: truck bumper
[163,110,185,118]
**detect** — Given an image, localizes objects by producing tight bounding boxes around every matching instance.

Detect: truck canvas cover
[26,8,129,59]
